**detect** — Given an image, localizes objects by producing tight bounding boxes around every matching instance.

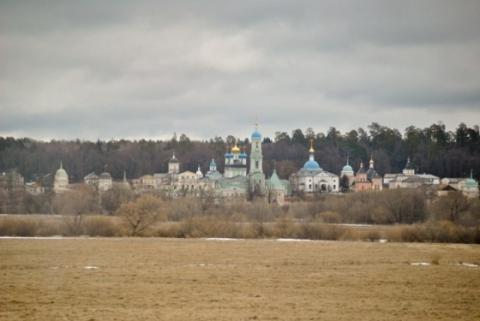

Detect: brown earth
[1,238,479,321]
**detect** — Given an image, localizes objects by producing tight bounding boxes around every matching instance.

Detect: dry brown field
[1,238,480,321]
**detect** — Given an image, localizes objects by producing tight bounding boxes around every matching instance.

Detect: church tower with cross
[248,124,266,196]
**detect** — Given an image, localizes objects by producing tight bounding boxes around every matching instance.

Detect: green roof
[267,169,286,191]
[464,177,478,188]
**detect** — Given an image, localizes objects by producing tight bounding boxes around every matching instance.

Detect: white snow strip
[0,236,65,239]
[204,238,242,241]
[276,238,311,242]
[461,262,479,268]
[410,262,431,266]
[378,239,388,243]
[84,266,99,270]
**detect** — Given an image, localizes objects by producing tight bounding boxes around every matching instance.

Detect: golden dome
[231,143,240,153]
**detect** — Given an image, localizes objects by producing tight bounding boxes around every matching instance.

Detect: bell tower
[248,124,266,196]
[249,124,263,174]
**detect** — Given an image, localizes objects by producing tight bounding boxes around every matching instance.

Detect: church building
[353,157,383,192]
[54,161,69,193]
[289,141,339,194]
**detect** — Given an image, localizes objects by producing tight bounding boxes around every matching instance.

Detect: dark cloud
[1,0,479,140]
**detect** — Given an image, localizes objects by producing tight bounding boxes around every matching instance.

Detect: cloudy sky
[1,0,479,140]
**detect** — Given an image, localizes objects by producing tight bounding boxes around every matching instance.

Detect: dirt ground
[1,238,479,321]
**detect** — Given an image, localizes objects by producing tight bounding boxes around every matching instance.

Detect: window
[256,142,259,148]
[255,160,259,169]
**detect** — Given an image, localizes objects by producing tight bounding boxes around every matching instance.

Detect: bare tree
[53,185,99,235]
[431,192,470,223]
[100,185,134,214]
[116,195,167,236]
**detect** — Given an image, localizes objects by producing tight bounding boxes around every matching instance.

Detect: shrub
[116,195,168,236]
[273,217,300,238]
[83,216,119,237]
[299,223,346,240]
[36,219,62,236]
[0,217,38,236]
[318,211,340,223]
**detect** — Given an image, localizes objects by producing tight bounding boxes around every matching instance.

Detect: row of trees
[3,185,479,227]
[1,122,479,182]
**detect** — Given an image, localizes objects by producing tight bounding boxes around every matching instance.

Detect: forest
[0,122,479,182]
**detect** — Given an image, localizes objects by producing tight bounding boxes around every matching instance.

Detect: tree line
[0,122,479,182]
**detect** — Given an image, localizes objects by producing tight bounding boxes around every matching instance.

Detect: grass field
[1,238,480,321]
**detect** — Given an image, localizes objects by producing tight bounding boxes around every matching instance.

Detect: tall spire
[123,170,127,182]
[60,160,63,169]
[369,155,374,169]
[405,157,412,168]
[308,139,315,162]
[346,155,350,166]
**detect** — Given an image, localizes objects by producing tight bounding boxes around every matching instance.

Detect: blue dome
[342,165,354,172]
[239,153,247,158]
[303,160,321,170]
[209,159,217,166]
[224,153,233,158]
[251,130,262,140]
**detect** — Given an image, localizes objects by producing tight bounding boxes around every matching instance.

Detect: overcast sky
[1,0,479,141]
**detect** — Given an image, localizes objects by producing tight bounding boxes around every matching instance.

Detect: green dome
[464,177,478,188]
[268,169,285,190]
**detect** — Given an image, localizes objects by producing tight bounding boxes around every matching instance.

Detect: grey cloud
[0,0,479,140]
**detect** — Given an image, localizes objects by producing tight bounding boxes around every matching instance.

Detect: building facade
[384,158,439,189]
[289,142,339,194]
[353,158,383,192]
[440,171,479,198]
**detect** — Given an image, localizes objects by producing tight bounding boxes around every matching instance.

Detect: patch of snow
[337,223,373,228]
[410,262,431,266]
[461,262,479,268]
[84,266,99,270]
[378,239,388,243]
[0,236,65,239]
[204,238,242,241]
[276,238,311,242]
